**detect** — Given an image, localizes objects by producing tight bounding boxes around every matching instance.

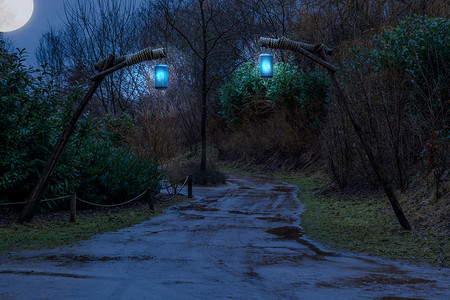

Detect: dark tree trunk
[200,0,207,172]
[201,59,207,171]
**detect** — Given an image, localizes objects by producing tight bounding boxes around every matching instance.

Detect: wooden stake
[188,175,193,198]
[90,61,127,82]
[70,192,77,223]
[147,188,155,212]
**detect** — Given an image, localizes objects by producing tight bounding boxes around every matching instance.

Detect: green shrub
[0,39,161,209]
[219,62,267,124]
[219,61,329,127]
[373,15,449,78]
[323,15,449,190]
[266,62,303,104]
[372,15,449,129]
[0,41,77,204]
[75,136,161,204]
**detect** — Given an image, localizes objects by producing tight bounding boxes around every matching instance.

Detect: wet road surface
[0,173,448,299]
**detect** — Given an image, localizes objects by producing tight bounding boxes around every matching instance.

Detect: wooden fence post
[188,175,193,198]
[70,192,77,223]
[147,188,155,212]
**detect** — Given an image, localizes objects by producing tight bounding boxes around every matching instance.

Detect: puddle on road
[179,212,206,220]
[244,267,261,279]
[204,199,219,203]
[351,273,436,286]
[162,280,197,285]
[40,254,155,265]
[255,253,327,265]
[266,226,304,239]
[144,229,172,235]
[266,227,336,257]
[228,210,251,215]
[228,211,295,223]
[175,204,220,212]
[271,186,293,193]
[317,273,436,291]
[257,216,295,223]
[0,270,89,279]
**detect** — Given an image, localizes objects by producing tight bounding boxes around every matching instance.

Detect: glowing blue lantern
[259,53,273,78]
[154,64,168,89]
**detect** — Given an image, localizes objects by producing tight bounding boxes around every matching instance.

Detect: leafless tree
[147,0,250,170]
[37,0,142,114]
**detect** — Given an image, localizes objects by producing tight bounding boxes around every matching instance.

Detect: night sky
[3,0,76,65]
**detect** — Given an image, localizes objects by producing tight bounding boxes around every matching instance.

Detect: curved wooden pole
[17,56,115,223]
[258,36,337,73]
[259,36,411,230]
[91,47,167,81]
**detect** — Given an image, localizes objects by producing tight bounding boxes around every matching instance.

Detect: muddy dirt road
[0,173,448,299]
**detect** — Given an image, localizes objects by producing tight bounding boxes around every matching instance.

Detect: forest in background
[1,0,448,214]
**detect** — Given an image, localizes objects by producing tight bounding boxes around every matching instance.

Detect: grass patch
[0,195,193,254]
[278,173,449,267]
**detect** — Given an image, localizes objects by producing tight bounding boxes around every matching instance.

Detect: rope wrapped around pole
[91,47,167,81]
[259,36,332,55]
[125,47,166,66]
[258,36,337,73]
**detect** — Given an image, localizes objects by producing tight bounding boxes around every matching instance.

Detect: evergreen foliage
[219,62,329,126]
[0,39,161,208]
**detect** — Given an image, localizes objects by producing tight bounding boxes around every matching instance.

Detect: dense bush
[75,127,162,204]
[372,15,449,131]
[0,39,161,208]
[216,61,329,167]
[219,61,329,127]
[0,41,77,204]
[323,15,449,193]
[219,62,267,124]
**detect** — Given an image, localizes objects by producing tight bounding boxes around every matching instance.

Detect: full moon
[0,0,34,32]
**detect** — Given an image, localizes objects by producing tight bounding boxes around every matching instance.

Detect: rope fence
[0,175,193,222]
[76,190,148,208]
[154,176,190,203]
[0,195,71,206]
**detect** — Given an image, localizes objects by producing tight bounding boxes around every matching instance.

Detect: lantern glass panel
[259,54,273,78]
[154,64,168,89]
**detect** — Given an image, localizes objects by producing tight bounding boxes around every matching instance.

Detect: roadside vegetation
[0,40,161,209]
[278,170,449,267]
[0,195,192,254]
